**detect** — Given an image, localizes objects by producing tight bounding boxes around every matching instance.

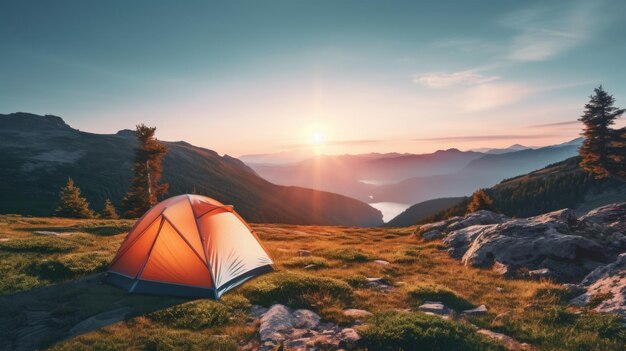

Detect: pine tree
[55,178,95,218]
[101,198,119,219]
[579,86,624,179]
[608,127,626,179]
[121,124,169,218]
[467,189,494,213]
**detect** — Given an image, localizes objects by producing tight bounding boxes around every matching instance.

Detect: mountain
[471,144,530,154]
[245,149,486,203]
[405,156,626,225]
[0,113,383,226]
[371,141,581,204]
[383,197,464,227]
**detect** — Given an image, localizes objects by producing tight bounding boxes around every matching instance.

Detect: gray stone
[418,301,451,316]
[259,304,294,341]
[528,268,551,279]
[421,229,444,241]
[338,328,361,349]
[293,309,321,329]
[570,253,626,318]
[477,329,533,350]
[373,259,390,265]
[462,304,488,315]
[249,305,268,318]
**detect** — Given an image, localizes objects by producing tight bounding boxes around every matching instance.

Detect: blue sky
[1,0,625,155]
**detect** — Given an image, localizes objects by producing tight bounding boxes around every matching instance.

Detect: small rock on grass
[343,309,373,319]
[462,305,488,315]
[373,259,390,265]
[298,249,312,256]
[293,309,321,329]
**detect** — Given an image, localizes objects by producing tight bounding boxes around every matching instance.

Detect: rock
[259,304,294,341]
[338,328,361,349]
[418,216,461,233]
[477,329,533,350]
[33,231,62,236]
[303,264,316,269]
[443,224,497,259]
[289,328,314,339]
[421,229,444,241]
[298,249,312,256]
[579,202,626,233]
[496,286,504,293]
[284,337,308,349]
[446,210,506,231]
[249,305,268,318]
[528,268,551,279]
[418,301,452,316]
[570,253,626,318]
[373,259,390,265]
[453,209,609,282]
[462,305,488,315]
[343,309,373,319]
[292,309,320,329]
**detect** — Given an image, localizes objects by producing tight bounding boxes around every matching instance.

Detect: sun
[312,131,325,145]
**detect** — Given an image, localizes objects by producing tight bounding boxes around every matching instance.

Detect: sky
[2,0,626,156]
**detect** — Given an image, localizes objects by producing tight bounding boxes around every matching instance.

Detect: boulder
[259,304,294,341]
[418,216,461,233]
[418,301,452,316]
[462,305,488,315]
[292,309,321,329]
[570,253,626,318]
[446,210,506,231]
[421,229,444,241]
[578,202,626,233]
[338,328,361,349]
[249,305,268,318]
[456,209,608,282]
[443,224,497,259]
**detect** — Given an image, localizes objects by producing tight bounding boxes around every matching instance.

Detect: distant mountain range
[0,113,383,226]
[389,156,626,226]
[243,139,583,208]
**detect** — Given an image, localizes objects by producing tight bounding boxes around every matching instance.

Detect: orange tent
[106,194,274,299]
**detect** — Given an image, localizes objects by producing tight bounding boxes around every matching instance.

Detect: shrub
[0,237,78,253]
[343,274,369,288]
[360,311,505,351]
[241,271,352,310]
[148,300,232,330]
[407,283,474,310]
[320,248,369,262]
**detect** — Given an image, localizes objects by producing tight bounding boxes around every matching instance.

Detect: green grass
[360,311,505,351]
[1,215,624,351]
[0,236,78,253]
[148,300,232,330]
[407,283,474,310]
[241,270,352,311]
[320,248,370,262]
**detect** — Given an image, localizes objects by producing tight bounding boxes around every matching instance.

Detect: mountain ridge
[0,113,383,226]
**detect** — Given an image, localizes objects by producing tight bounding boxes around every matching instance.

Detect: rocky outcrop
[570,253,626,318]
[245,304,363,351]
[432,205,626,282]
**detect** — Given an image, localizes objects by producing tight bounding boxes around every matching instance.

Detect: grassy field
[0,215,624,350]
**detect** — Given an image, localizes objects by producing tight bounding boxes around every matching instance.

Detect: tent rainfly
[105,194,274,299]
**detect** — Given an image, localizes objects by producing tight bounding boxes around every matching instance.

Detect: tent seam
[187,195,218,292]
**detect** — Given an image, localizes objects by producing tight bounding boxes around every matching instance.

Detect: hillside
[409,157,626,225]
[0,113,383,226]
[0,215,623,350]
[383,197,464,227]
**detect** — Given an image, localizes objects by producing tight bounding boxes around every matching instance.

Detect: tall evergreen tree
[55,178,95,218]
[467,189,494,213]
[608,127,626,179]
[579,86,624,179]
[121,124,169,218]
[101,198,119,219]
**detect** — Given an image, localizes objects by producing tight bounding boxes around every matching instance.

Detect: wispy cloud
[461,82,533,111]
[504,2,598,62]
[527,120,580,128]
[413,70,499,89]
[414,134,560,143]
